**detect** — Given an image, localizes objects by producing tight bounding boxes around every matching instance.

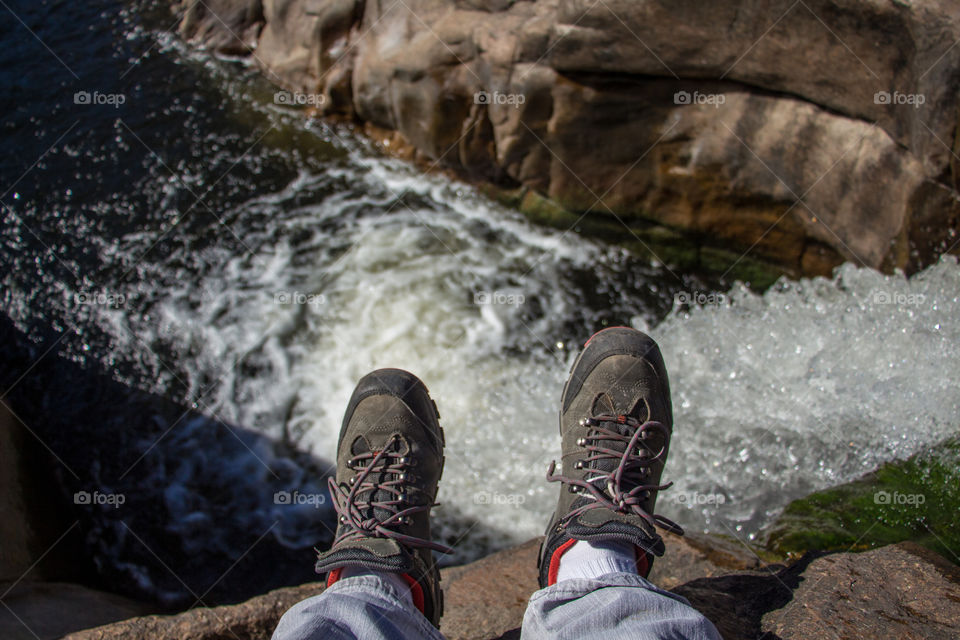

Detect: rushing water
[2,0,958,603]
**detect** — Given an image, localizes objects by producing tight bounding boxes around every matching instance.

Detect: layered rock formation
[176,0,960,277]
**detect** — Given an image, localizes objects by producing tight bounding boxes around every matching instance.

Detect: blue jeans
[272,572,721,640]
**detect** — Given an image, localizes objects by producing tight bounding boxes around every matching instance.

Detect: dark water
[2,0,345,603]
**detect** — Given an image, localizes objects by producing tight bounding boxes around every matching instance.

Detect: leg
[272,369,450,640]
[526,327,720,639]
[272,573,444,640]
[521,572,719,640]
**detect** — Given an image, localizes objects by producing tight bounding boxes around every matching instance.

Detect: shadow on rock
[673,553,820,640]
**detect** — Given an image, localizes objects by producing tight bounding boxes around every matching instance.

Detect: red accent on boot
[399,573,426,614]
[635,548,650,578]
[326,568,343,587]
[547,538,578,586]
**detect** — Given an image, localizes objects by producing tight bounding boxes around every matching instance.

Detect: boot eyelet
[339,515,347,523]
[574,461,583,469]
[576,437,586,446]
[348,477,356,485]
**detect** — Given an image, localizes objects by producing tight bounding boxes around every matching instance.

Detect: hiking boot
[538,327,683,587]
[315,368,448,626]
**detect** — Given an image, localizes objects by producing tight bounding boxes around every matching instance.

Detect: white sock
[339,566,414,607]
[555,539,639,583]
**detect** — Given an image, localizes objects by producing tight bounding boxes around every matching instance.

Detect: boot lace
[546,414,684,535]
[329,435,453,554]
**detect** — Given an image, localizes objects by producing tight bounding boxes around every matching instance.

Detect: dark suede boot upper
[538,328,683,587]
[316,369,447,626]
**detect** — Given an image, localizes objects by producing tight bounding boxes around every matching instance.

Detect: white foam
[62,142,960,562]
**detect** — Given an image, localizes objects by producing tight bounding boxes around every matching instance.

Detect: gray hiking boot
[315,368,448,626]
[538,327,683,587]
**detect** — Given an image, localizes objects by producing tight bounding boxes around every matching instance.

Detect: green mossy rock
[762,436,960,564]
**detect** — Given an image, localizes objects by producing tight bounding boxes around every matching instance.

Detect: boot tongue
[591,392,650,425]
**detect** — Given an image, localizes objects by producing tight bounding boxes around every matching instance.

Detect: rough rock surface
[674,542,960,640]
[59,531,766,640]
[761,542,960,640]
[438,538,539,640]
[174,0,960,276]
[438,531,765,639]
[648,530,767,590]
[62,537,960,639]
[63,582,325,640]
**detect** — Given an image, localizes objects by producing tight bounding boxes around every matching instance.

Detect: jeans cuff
[534,571,693,607]
[326,574,416,610]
